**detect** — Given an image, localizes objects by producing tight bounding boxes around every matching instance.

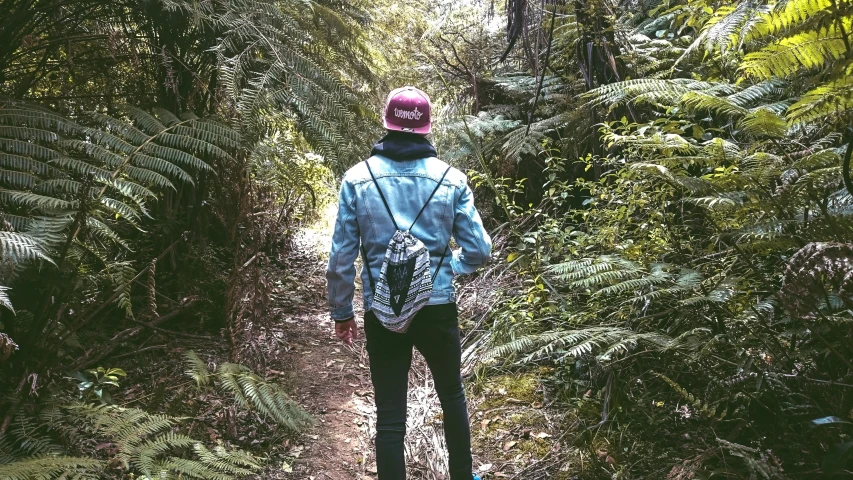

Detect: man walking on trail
[326,86,492,480]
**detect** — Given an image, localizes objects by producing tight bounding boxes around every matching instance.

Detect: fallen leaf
[281,461,293,473]
[536,432,552,439]
[478,463,493,472]
[503,440,518,451]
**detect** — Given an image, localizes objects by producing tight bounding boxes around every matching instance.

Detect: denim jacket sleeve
[450,180,492,276]
[326,177,360,321]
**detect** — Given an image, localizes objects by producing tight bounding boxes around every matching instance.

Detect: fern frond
[0,285,14,313]
[105,261,136,317]
[85,217,130,250]
[62,403,260,478]
[120,105,166,136]
[747,0,834,40]
[586,78,730,110]
[143,143,212,173]
[682,2,764,58]
[193,443,260,473]
[0,109,80,135]
[0,169,39,190]
[739,108,788,138]
[484,326,687,363]
[594,271,671,298]
[157,132,234,162]
[152,108,182,128]
[184,351,213,387]
[0,456,102,479]
[214,362,312,431]
[741,26,849,80]
[787,75,853,126]
[0,153,56,177]
[655,372,719,418]
[0,126,60,143]
[0,231,55,265]
[99,197,141,224]
[681,91,748,118]
[549,255,643,283]
[0,138,60,161]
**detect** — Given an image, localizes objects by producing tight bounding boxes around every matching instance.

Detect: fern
[0,231,54,265]
[184,351,213,387]
[0,456,102,479]
[0,286,14,313]
[741,25,850,80]
[65,403,261,478]
[0,99,237,316]
[747,0,835,39]
[183,351,313,432]
[205,0,375,162]
[740,108,788,138]
[484,326,695,364]
[787,74,853,125]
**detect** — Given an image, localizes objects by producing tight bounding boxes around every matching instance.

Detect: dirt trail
[275,226,454,480]
[284,307,377,479]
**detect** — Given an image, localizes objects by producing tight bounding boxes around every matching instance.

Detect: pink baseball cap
[384,86,432,135]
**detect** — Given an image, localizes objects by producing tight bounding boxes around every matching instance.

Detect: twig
[781,375,853,389]
[70,299,199,370]
[131,320,218,340]
[111,345,168,360]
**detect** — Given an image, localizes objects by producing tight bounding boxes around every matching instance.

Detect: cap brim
[384,118,431,135]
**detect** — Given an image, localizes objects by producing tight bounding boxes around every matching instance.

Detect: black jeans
[364,303,473,480]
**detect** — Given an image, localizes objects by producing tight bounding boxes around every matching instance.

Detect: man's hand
[335,318,359,346]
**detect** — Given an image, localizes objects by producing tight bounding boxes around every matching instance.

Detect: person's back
[328,133,491,317]
[326,86,491,480]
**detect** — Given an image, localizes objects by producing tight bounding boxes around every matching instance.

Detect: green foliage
[68,403,261,479]
[0,99,240,316]
[160,0,377,164]
[462,0,853,476]
[0,400,261,479]
[71,367,127,404]
[0,0,371,478]
[0,456,102,480]
[184,351,314,432]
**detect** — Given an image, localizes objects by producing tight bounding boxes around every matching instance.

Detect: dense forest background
[1,0,852,478]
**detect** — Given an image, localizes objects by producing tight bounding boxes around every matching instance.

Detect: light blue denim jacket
[326,155,492,321]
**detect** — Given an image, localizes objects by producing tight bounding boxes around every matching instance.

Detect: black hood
[370,131,437,161]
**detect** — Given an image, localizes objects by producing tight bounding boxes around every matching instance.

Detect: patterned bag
[361,160,451,333]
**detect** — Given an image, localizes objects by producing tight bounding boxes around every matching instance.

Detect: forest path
[276,214,453,480]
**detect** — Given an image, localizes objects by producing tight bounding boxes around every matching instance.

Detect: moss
[517,438,551,457]
[478,373,539,411]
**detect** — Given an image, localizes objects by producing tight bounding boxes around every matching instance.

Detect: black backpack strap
[432,244,450,283]
[410,165,452,230]
[362,160,453,289]
[364,160,399,231]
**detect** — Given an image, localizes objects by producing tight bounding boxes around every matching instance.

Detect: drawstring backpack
[360,160,451,333]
